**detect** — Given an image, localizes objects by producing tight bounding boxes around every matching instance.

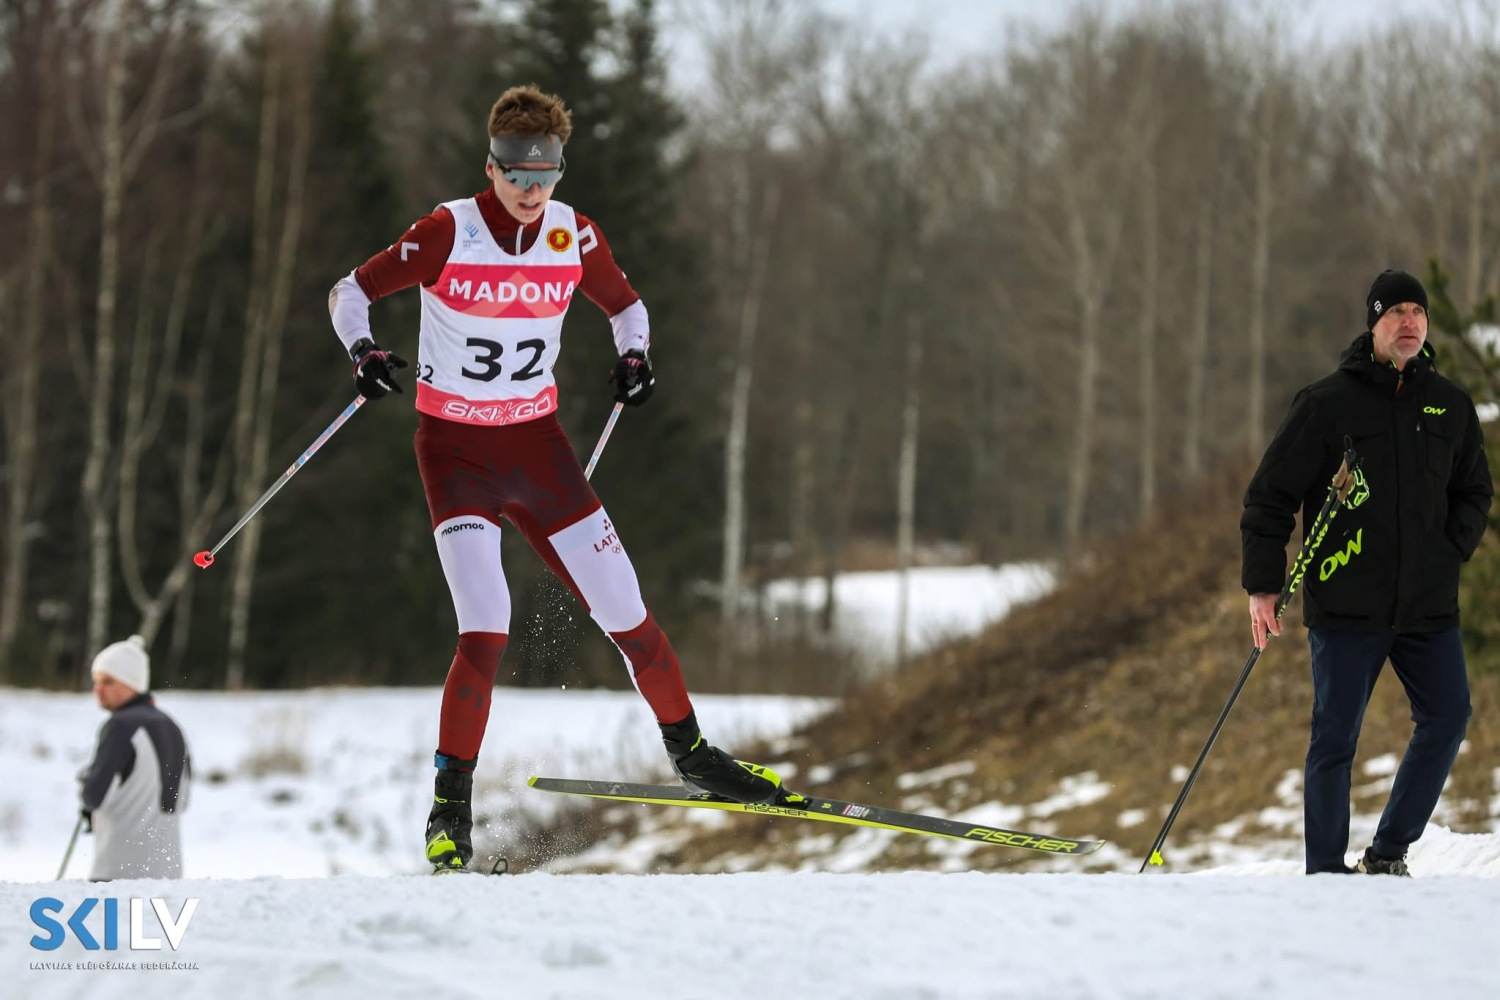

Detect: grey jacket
[80,693,190,880]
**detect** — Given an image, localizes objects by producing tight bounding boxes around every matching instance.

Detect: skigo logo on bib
[441,394,555,424]
[29,896,199,951]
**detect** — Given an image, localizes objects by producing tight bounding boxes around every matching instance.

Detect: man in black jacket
[1242,269,1492,876]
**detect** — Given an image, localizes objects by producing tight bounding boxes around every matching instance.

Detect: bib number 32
[459,337,546,382]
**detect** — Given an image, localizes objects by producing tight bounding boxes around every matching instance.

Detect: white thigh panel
[547,508,647,633]
[433,516,510,634]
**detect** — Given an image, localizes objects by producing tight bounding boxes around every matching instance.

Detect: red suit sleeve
[574,212,641,318]
[353,208,456,301]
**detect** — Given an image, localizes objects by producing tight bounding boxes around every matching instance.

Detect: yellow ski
[528,776,1104,856]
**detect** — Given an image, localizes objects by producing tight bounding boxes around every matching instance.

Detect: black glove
[80,809,93,834]
[350,337,408,399]
[610,349,654,406]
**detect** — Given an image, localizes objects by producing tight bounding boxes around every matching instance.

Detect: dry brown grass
[534,461,1500,871]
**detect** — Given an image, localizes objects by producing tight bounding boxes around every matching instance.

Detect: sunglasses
[494,159,566,191]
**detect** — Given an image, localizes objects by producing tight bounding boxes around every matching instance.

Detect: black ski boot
[660,711,786,804]
[1355,846,1411,877]
[425,755,476,872]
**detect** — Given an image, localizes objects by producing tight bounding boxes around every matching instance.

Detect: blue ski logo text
[29,897,199,951]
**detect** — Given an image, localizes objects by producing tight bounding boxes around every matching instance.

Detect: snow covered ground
[5,561,1500,998]
[1,563,1053,886]
[4,687,1500,1000]
[0,686,828,882]
[5,850,1500,1000]
[763,563,1056,668]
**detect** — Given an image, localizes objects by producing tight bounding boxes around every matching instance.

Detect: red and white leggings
[414,412,692,763]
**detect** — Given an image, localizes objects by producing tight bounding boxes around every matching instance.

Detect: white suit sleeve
[609,299,650,356]
[328,271,374,359]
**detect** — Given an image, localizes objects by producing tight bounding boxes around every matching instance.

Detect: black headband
[488,134,564,165]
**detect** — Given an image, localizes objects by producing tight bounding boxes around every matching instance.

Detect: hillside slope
[529,465,1500,873]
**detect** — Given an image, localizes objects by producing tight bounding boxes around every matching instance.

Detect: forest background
[7,0,1500,694]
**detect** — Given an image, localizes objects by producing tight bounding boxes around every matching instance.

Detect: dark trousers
[1304,627,1471,873]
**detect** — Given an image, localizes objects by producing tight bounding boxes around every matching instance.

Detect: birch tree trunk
[79,2,131,662]
[1464,139,1489,308]
[1064,287,1102,563]
[116,149,227,646]
[116,234,166,616]
[893,282,923,670]
[222,41,281,689]
[1183,199,1214,480]
[170,288,231,672]
[819,229,899,635]
[788,241,816,563]
[790,395,814,560]
[1246,88,1275,456]
[226,38,314,689]
[1060,177,1124,563]
[77,0,181,663]
[817,410,865,636]
[1136,155,1159,519]
[718,170,779,675]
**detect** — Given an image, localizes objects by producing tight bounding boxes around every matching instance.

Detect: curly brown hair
[488,84,573,142]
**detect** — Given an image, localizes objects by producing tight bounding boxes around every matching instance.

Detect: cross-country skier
[327,84,787,871]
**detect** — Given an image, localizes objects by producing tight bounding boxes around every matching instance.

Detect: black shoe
[1355,846,1411,877]
[660,712,784,804]
[425,768,474,871]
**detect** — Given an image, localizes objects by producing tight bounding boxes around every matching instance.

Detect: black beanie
[1366,269,1428,330]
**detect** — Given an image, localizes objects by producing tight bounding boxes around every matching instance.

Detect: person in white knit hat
[78,636,191,880]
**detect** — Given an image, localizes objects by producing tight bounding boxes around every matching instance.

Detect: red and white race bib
[415,199,583,425]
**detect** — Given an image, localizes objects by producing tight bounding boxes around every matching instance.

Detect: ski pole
[1140,442,1361,873]
[57,814,83,879]
[583,402,624,481]
[194,395,367,568]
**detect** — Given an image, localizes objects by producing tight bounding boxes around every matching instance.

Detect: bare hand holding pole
[1249,592,1280,649]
